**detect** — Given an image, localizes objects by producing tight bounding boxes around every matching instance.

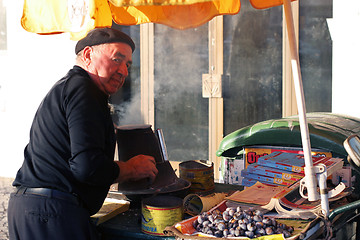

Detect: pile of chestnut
[192,207,294,238]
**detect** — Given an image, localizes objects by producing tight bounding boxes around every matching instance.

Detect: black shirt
[13,66,120,215]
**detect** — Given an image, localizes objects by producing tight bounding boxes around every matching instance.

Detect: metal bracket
[202,73,222,98]
[299,164,346,216]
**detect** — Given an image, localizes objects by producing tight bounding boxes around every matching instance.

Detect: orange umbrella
[109,0,240,30]
[250,0,295,9]
[21,0,240,40]
[21,0,301,39]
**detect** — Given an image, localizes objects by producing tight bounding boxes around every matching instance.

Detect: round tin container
[141,195,183,235]
[179,160,214,194]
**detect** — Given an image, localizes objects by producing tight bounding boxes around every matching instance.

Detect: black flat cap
[75,28,135,54]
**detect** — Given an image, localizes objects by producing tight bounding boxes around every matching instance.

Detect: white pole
[283,0,318,202]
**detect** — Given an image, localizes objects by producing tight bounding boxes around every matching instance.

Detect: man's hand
[115,155,158,183]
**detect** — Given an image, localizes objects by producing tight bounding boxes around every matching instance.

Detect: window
[153,25,209,161]
[223,1,283,135]
[300,0,332,112]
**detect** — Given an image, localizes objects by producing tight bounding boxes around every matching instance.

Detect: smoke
[110,74,144,127]
[112,91,143,127]
[111,25,207,129]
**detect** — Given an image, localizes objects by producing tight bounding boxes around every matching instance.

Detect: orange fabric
[110,0,240,29]
[20,0,301,38]
[21,0,113,40]
[109,0,214,7]
[21,0,240,39]
[249,0,296,9]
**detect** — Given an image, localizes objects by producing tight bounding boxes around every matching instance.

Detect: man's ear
[82,46,93,65]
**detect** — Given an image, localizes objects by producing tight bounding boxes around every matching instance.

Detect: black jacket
[13,66,119,215]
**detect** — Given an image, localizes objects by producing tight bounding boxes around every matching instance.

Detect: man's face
[87,42,133,95]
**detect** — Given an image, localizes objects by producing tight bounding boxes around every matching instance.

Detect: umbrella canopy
[21,0,240,40]
[250,0,295,9]
[20,0,297,40]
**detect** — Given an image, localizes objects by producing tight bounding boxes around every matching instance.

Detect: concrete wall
[329,0,360,116]
[0,1,76,177]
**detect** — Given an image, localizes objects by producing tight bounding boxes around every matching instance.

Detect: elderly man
[8,28,158,240]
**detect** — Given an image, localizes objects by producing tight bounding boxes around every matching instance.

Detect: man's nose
[117,63,128,77]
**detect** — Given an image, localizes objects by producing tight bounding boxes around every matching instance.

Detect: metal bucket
[116,124,163,163]
[179,160,215,194]
[141,196,183,235]
[115,124,176,191]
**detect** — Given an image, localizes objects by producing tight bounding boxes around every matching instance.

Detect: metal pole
[283,0,318,202]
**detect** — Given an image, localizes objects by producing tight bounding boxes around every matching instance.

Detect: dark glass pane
[110,24,141,126]
[299,0,332,112]
[223,1,283,135]
[154,24,209,162]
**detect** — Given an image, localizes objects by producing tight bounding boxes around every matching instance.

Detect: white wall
[0,1,76,177]
[329,0,360,117]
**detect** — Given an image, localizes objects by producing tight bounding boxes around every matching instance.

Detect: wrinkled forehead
[93,43,133,65]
